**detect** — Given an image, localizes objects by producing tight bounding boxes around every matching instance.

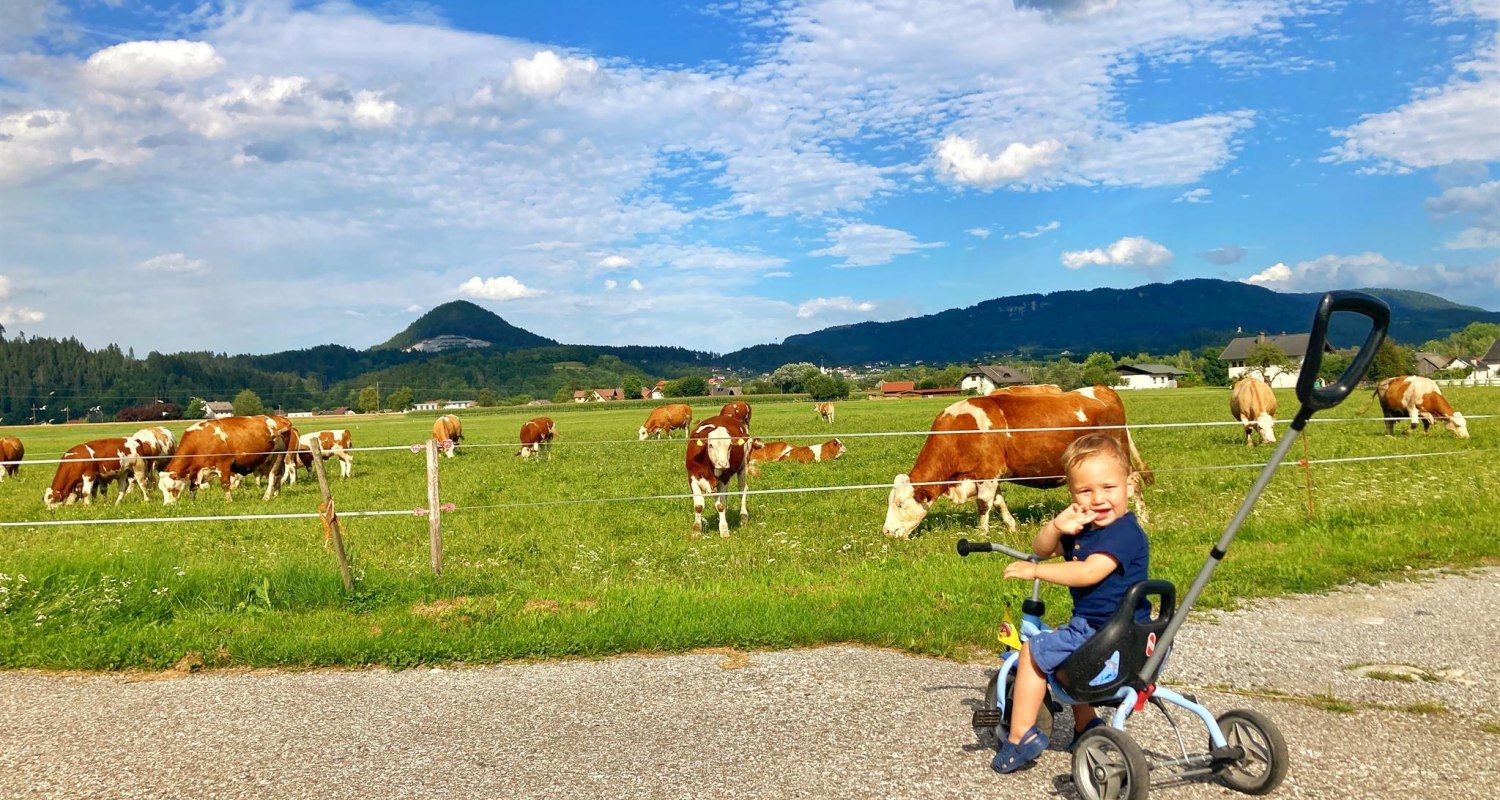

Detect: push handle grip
[1296,291,1390,413]
[955,539,1037,561]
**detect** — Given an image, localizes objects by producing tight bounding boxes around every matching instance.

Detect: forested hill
[374,300,558,351]
[722,279,1500,368]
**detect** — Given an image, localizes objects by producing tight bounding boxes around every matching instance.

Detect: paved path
[3,569,1497,799]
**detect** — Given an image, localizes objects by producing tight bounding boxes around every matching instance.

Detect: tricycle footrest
[1209,745,1245,769]
[971,709,1004,728]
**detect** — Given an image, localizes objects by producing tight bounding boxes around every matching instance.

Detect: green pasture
[1,387,1497,670]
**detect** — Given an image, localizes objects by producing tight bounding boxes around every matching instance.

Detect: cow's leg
[690,476,710,535]
[715,481,729,537]
[263,453,285,500]
[339,450,353,478]
[736,466,749,530]
[1407,408,1420,434]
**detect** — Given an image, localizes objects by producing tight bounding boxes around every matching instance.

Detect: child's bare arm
[1003,553,1118,588]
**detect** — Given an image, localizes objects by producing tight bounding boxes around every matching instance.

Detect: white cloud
[797,296,877,319]
[1062,237,1174,271]
[810,223,944,268]
[936,136,1064,188]
[1176,188,1212,204]
[1201,245,1248,265]
[628,279,643,291]
[504,50,599,98]
[966,227,991,239]
[1446,228,1500,250]
[0,274,44,325]
[1004,220,1061,240]
[1243,252,1500,308]
[0,276,10,298]
[763,271,792,279]
[1426,179,1500,249]
[458,275,541,301]
[84,40,225,91]
[603,279,618,290]
[1074,113,1255,188]
[138,253,207,273]
[597,255,632,269]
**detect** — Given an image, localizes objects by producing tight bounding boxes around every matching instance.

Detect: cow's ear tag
[734,438,744,446]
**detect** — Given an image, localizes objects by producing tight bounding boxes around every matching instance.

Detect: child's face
[1066,453,1134,529]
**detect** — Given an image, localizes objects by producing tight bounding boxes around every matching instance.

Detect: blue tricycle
[958,290,1389,800]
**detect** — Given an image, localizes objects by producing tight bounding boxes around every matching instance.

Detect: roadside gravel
[2,568,1496,799]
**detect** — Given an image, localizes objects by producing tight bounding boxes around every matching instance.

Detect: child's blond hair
[1061,433,1132,478]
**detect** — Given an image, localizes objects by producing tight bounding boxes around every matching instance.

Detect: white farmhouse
[1219,332,1333,389]
[1114,363,1186,390]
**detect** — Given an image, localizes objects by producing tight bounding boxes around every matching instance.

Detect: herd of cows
[0,374,1473,537]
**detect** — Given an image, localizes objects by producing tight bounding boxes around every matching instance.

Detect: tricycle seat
[1053,579,1175,704]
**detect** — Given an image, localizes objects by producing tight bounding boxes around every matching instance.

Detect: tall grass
[1,386,1496,669]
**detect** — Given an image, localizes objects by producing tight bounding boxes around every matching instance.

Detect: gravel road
[3,568,1497,799]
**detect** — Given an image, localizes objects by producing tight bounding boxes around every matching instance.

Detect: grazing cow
[118,426,178,503]
[814,402,835,424]
[297,429,354,479]
[517,417,556,460]
[719,400,752,427]
[685,414,754,536]
[0,435,23,480]
[785,438,846,463]
[433,414,463,457]
[1230,376,1278,446]
[157,415,293,504]
[750,440,794,463]
[44,438,131,510]
[1376,376,1469,439]
[639,404,693,440]
[882,385,1152,538]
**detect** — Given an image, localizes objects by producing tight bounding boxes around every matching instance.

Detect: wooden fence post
[426,438,443,577]
[310,439,355,592]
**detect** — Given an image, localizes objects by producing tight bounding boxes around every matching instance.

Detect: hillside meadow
[1,386,1497,670]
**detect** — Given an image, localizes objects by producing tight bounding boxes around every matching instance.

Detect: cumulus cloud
[1004,221,1061,240]
[936,135,1064,188]
[810,223,944,267]
[1426,179,1500,249]
[458,275,541,301]
[1061,237,1174,272]
[1175,188,1211,204]
[1243,252,1500,308]
[966,227,991,239]
[1201,245,1248,265]
[628,279,643,291]
[597,255,631,269]
[0,275,45,325]
[603,279,618,290]
[84,40,225,91]
[797,296,877,319]
[138,253,208,273]
[504,50,598,98]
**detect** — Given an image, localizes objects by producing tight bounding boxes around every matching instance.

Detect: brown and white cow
[297,429,354,479]
[117,426,178,503]
[1376,376,1469,439]
[517,417,556,460]
[0,435,23,481]
[784,438,846,463]
[989,384,1063,396]
[1230,376,1278,446]
[750,440,794,463]
[433,414,463,457]
[44,438,131,509]
[719,400,752,428]
[814,402,835,424]
[157,415,292,503]
[882,385,1152,538]
[685,414,754,536]
[640,404,693,440]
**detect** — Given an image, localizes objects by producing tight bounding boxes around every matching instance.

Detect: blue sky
[1,0,1497,356]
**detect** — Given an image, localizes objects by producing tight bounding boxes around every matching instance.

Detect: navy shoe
[1068,718,1105,752]
[992,725,1049,774]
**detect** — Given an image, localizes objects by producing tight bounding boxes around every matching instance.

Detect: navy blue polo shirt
[1060,512,1150,627]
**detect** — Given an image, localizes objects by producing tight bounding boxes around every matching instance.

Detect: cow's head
[42,487,76,511]
[159,471,190,504]
[1447,411,1469,439]
[1253,412,1276,445]
[826,438,847,459]
[517,445,536,459]
[638,425,651,441]
[882,474,931,538]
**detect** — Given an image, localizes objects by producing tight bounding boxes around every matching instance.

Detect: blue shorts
[1029,617,1097,675]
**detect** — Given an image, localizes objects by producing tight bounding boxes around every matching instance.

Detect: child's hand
[1003,561,1038,581]
[1051,503,1092,535]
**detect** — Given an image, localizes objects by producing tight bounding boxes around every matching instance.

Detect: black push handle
[1296,290,1390,413]
[956,539,1037,561]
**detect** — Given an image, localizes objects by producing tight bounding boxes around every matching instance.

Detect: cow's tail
[1124,426,1154,486]
[707,427,732,471]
